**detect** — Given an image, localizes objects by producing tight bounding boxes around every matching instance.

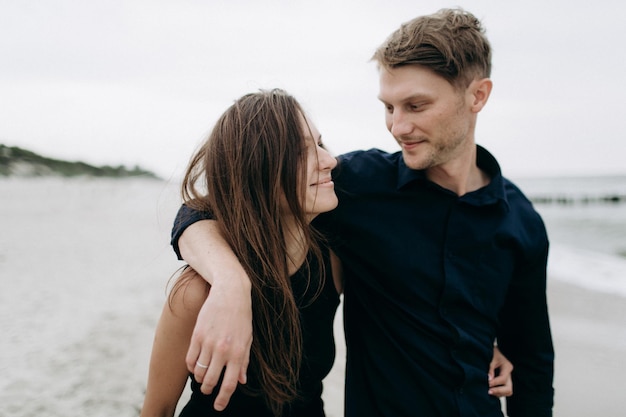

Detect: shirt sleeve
[170,204,215,260]
[497,239,555,417]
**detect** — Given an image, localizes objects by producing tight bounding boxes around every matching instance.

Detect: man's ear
[468,78,493,113]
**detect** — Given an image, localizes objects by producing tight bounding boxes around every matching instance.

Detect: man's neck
[425,145,490,196]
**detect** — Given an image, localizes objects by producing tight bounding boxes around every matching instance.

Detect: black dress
[178,248,340,417]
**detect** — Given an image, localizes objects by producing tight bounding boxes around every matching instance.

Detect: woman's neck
[282,219,308,276]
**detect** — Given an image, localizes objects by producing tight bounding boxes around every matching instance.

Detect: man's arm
[176,219,254,412]
[497,243,554,417]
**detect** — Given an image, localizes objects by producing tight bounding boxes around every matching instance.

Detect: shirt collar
[396,145,510,210]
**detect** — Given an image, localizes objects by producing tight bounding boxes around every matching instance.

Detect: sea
[514,175,626,296]
[0,175,624,417]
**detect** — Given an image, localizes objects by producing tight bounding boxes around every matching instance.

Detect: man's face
[378,65,476,171]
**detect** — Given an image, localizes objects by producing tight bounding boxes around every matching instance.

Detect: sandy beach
[1,177,624,416]
[547,279,626,417]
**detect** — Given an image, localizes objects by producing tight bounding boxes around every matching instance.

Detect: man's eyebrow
[378,93,430,104]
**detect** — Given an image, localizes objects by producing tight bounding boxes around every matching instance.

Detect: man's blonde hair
[372,8,492,89]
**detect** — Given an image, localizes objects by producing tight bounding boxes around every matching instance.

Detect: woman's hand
[488,345,514,397]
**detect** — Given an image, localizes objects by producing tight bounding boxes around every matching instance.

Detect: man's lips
[399,140,425,150]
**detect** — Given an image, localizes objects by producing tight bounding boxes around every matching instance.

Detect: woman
[140,89,342,416]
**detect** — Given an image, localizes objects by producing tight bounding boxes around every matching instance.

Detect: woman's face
[301,115,338,220]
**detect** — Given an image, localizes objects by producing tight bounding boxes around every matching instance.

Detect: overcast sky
[1,0,625,180]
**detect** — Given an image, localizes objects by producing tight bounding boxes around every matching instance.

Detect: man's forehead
[378,66,454,102]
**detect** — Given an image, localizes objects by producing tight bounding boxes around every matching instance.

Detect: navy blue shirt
[171,145,554,417]
[316,146,553,417]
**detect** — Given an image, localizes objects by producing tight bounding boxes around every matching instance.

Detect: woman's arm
[177,220,253,411]
[140,270,209,417]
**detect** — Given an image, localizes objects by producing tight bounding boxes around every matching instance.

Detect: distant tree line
[0,144,159,179]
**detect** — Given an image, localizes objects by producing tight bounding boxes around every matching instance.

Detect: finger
[200,361,225,395]
[186,341,202,374]
[192,340,213,383]
[238,350,250,384]
[488,387,504,397]
[239,346,250,384]
[488,384,513,397]
[194,356,211,384]
[489,373,508,388]
[212,365,240,411]
[488,374,513,398]
[487,358,499,380]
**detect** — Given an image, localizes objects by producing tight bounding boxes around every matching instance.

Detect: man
[172,8,553,416]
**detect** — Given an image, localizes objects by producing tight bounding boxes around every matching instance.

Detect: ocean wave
[548,244,626,298]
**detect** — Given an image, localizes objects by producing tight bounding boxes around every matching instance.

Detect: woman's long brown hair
[176,89,325,415]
